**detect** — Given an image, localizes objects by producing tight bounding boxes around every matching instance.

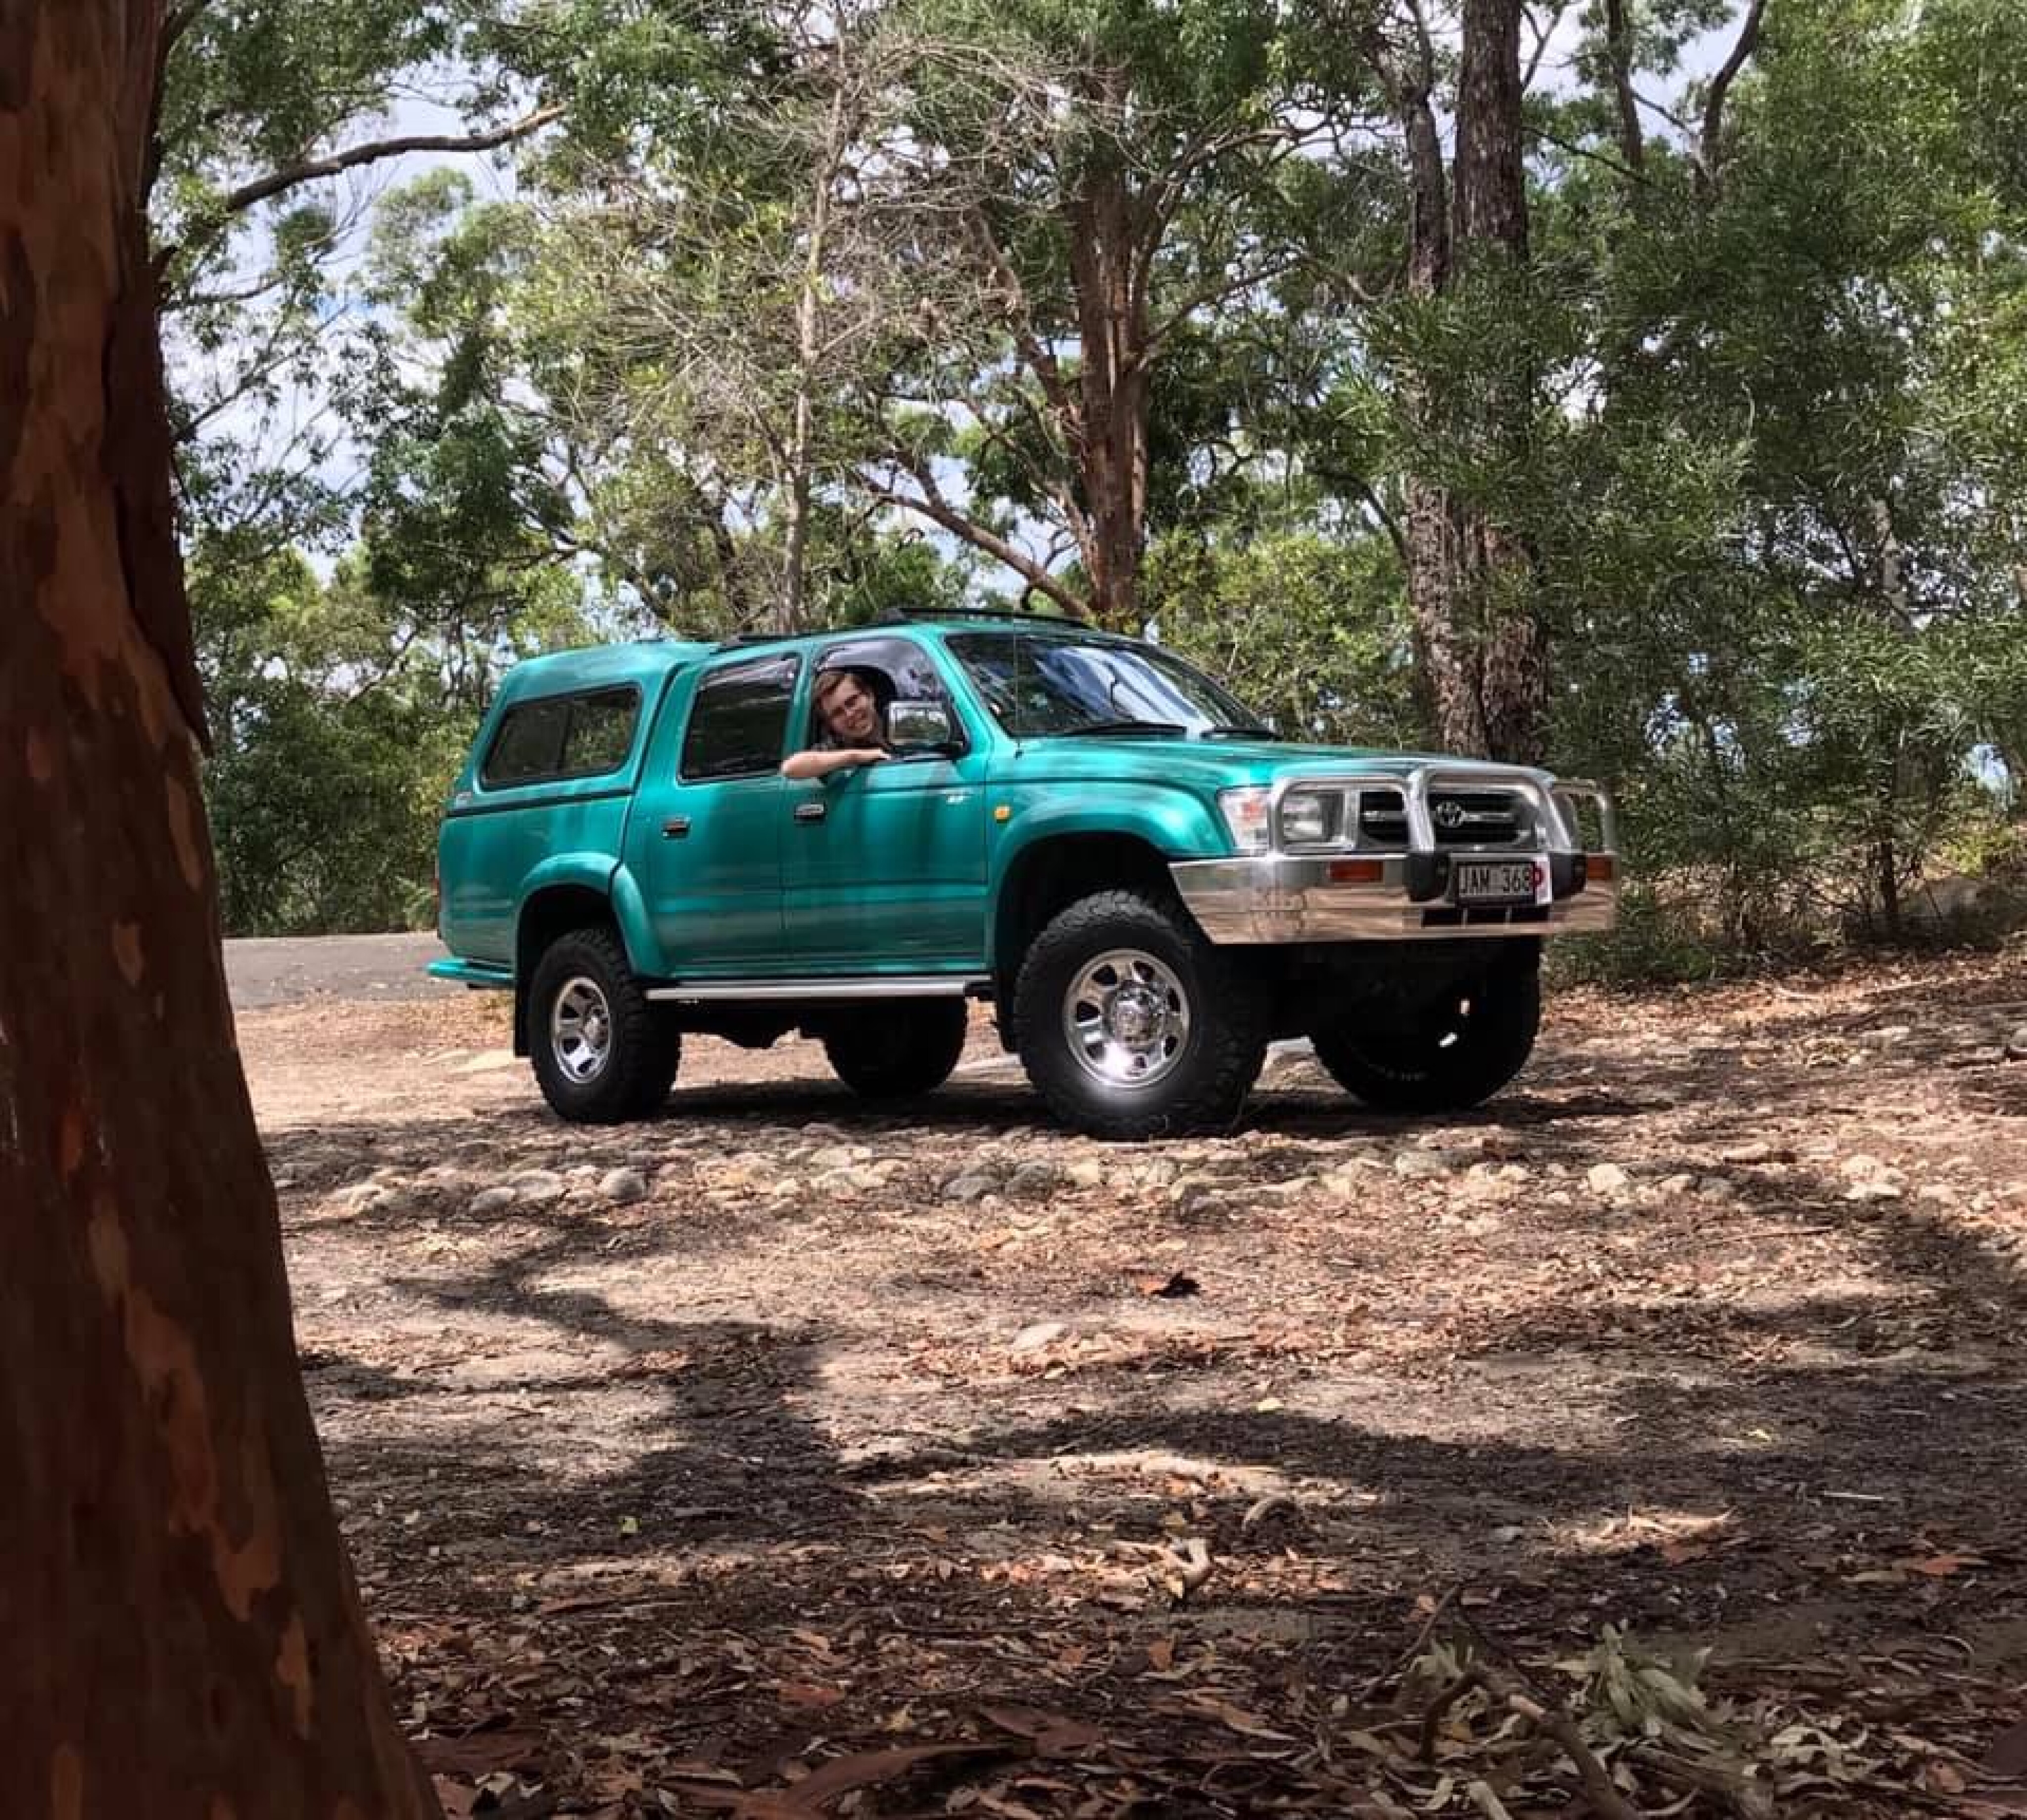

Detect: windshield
[946,631,1267,739]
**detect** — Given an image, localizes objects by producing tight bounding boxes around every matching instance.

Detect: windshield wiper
[1049,718,1189,739]
[1199,724,1281,740]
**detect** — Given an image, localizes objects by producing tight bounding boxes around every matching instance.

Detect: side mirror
[886,699,960,754]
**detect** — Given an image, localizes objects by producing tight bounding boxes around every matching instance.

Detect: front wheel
[528,927,681,1123]
[1309,951,1540,1113]
[1013,890,1267,1140]
[823,999,969,1100]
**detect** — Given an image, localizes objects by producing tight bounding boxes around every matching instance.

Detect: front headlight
[1217,786,1272,853]
[1277,790,1341,847]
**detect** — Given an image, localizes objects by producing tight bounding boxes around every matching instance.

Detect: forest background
[161,0,2027,975]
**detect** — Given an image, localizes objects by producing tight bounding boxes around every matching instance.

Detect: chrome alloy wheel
[1061,948,1191,1087]
[550,976,615,1084]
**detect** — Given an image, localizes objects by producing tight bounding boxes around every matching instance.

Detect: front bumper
[1171,852,1618,943]
[1171,769,1620,945]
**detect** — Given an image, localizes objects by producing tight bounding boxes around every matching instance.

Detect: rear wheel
[823,999,969,1100]
[1309,950,1540,1113]
[1013,890,1267,1140]
[528,928,681,1123]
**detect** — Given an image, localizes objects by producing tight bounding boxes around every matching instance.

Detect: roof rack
[710,629,802,651]
[878,605,1055,624]
[706,604,1080,653]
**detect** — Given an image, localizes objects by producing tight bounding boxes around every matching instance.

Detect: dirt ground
[243,952,2027,1819]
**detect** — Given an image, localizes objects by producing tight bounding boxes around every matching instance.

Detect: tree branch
[1520,2,1570,93]
[216,102,564,219]
[1352,477,1409,566]
[1698,0,1766,192]
[952,392,1087,539]
[1601,0,1645,174]
[961,207,1081,434]
[161,0,210,61]
[1142,248,1310,364]
[861,466,1087,618]
[1525,121,1649,188]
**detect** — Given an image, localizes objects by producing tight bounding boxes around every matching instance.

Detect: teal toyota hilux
[431,611,1618,1138]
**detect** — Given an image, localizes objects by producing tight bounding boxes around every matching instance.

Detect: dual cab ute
[431,612,1618,1138]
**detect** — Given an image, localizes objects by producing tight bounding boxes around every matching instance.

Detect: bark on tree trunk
[1,7,440,1816]
[1876,834,1903,943]
[1386,0,1548,764]
[782,74,852,635]
[1067,124,1152,630]
[1454,0,1529,263]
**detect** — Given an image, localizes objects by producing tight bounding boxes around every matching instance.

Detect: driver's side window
[805,635,965,755]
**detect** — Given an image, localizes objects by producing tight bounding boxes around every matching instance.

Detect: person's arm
[780,747,887,780]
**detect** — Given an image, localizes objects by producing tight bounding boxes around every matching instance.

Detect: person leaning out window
[781,667,890,780]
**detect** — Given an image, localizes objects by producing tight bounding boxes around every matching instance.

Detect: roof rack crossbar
[705,604,1088,652]
[878,605,1062,624]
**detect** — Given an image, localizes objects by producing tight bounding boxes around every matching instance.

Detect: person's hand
[847,747,888,767]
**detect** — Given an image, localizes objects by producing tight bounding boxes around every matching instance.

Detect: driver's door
[781,636,990,970]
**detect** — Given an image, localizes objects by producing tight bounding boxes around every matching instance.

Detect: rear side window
[680,655,801,781]
[482,686,641,789]
[562,689,639,774]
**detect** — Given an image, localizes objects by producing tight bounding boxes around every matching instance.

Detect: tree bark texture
[1453,0,1529,267]
[0,7,440,1817]
[1067,156,1153,630]
[1385,0,1547,764]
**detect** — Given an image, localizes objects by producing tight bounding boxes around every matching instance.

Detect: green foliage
[192,537,477,934]
[1144,526,1419,748]
[158,0,2027,957]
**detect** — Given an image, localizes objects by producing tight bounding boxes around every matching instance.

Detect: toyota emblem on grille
[1434,800,1468,830]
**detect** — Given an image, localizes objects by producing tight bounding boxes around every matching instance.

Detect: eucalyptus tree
[1563,0,2027,936]
[4,3,441,1809]
[852,0,1386,626]
[547,0,1386,626]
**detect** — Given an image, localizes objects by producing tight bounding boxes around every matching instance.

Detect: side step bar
[427,956,515,989]
[647,976,989,1004]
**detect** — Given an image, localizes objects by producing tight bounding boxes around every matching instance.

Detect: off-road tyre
[1013,890,1268,1141]
[823,999,970,1100]
[528,927,681,1123]
[1309,951,1540,1113]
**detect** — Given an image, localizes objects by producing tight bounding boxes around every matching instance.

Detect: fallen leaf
[1183,1695,1295,1741]
[776,1682,846,1709]
[785,1741,1012,1807]
[1145,1636,1175,1671]
[979,1704,1104,1756]
[430,1780,477,1820]
[1984,1717,2027,1779]
[1897,1553,1984,1577]
[414,1729,545,1780]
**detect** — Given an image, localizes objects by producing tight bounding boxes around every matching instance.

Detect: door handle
[793,800,827,823]
[662,816,690,839]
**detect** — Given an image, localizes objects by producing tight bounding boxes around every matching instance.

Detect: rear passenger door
[627,653,800,973]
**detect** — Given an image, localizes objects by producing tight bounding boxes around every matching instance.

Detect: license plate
[1450,858,1545,906]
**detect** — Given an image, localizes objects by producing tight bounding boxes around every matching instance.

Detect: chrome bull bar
[1172,766,1621,945]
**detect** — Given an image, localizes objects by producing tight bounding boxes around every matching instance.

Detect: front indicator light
[1584,853,1617,882]
[1327,858,1385,884]
[1218,787,1272,853]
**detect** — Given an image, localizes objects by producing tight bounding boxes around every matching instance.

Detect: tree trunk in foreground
[0,6,439,1816]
